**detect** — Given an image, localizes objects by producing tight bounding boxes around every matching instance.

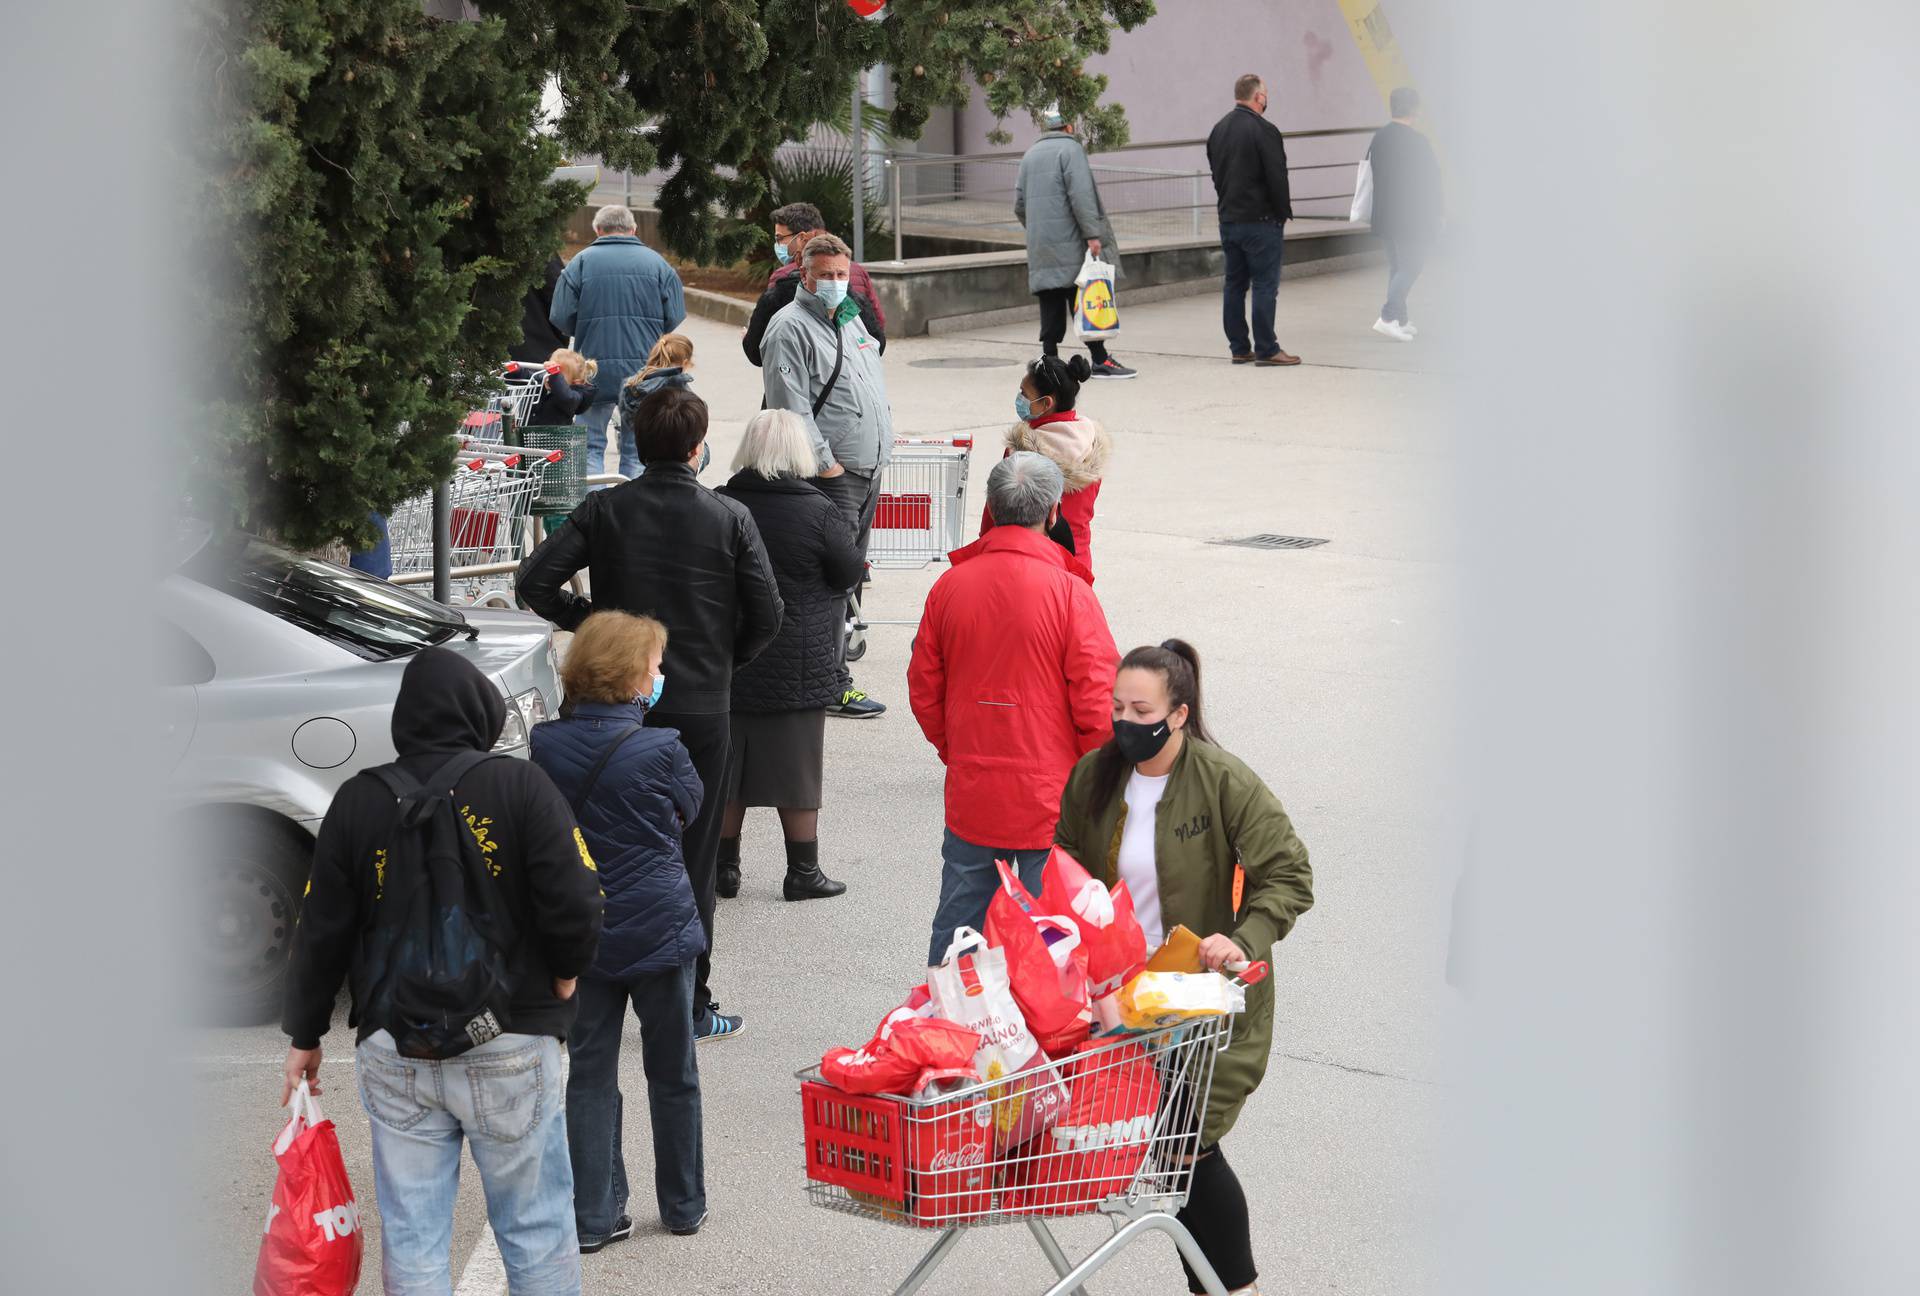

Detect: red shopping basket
[800,1082,993,1227]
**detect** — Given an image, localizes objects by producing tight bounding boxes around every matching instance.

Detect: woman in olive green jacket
[1054,640,1313,1296]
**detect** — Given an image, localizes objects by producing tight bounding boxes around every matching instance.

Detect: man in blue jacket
[551,205,687,480]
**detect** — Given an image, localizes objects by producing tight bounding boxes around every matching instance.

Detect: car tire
[191,810,313,1027]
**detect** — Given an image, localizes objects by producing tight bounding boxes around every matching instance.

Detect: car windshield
[184,534,470,661]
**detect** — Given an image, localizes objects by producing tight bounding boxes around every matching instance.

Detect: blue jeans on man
[927,828,1051,966]
[578,401,639,481]
[356,1031,581,1295]
[1220,219,1288,358]
[565,960,706,1240]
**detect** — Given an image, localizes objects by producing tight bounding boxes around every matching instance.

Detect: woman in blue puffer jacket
[530,610,708,1251]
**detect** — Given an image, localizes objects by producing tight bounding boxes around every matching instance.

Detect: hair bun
[1066,355,1093,382]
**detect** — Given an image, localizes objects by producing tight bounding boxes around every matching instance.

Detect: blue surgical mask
[1015,393,1034,421]
[636,674,665,711]
[697,442,711,473]
[774,240,791,266]
[814,279,849,310]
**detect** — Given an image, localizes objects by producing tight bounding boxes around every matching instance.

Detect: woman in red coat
[980,354,1112,573]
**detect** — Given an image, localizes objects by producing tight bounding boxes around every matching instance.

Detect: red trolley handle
[1223,959,1270,986]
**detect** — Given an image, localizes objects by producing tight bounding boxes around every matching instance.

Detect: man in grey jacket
[1015,107,1135,379]
[551,205,687,479]
[760,233,889,719]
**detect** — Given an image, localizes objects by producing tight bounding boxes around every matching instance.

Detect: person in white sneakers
[1366,86,1442,342]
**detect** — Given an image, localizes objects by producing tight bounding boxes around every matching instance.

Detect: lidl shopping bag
[254,1081,364,1296]
[1074,251,1120,340]
[984,860,1092,1058]
[1001,1038,1162,1216]
[928,927,1069,1150]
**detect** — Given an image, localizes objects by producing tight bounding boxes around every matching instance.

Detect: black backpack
[359,749,520,1059]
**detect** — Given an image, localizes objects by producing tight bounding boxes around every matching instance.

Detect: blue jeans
[927,828,1051,966]
[1382,236,1429,325]
[566,961,706,1238]
[356,1031,580,1296]
[577,402,639,481]
[1220,220,1287,358]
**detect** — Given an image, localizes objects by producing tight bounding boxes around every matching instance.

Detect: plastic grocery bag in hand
[1074,251,1120,340]
[1002,1038,1163,1215]
[821,987,983,1097]
[928,927,1070,1149]
[984,860,1092,1057]
[253,1081,364,1296]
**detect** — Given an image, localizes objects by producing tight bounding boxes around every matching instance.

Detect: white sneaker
[1402,320,1419,336]
[1372,317,1414,342]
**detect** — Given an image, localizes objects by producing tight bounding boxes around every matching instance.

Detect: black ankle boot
[782,839,845,900]
[716,838,741,899]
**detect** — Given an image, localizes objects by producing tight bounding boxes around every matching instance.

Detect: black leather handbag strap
[812,317,846,419]
[569,724,647,816]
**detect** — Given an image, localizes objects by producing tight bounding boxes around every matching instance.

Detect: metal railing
[589,126,1380,262]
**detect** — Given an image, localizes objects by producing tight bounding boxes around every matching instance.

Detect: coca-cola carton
[906,1096,995,1225]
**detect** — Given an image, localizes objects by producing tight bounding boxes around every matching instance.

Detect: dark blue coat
[550,236,687,405]
[530,701,705,981]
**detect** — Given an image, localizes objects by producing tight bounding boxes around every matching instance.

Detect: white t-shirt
[1117,770,1171,949]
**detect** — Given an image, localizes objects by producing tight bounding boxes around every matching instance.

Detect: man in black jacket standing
[518,386,784,1041]
[1207,73,1301,366]
[280,647,604,1290]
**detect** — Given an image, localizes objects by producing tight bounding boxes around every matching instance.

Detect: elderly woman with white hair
[712,410,862,901]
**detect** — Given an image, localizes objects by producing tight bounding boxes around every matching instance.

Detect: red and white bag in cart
[985,860,1092,1057]
[253,1080,364,1296]
[927,927,1070,1151]
[1000,1038,1163,1215]
[1039,846,1149,1030]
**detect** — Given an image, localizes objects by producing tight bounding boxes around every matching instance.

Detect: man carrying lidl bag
[281,647,603,1295]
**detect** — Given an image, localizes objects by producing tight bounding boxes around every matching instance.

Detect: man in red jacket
[909,451,1120,967]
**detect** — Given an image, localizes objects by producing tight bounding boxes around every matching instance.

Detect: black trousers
[1175,1144,1257,1292]
[644,708,730,1019]
[1036,287,1110,362]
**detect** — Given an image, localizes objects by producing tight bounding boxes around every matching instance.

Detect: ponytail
[1087,638,1213,813]
[629,332,695,388]
[1025,353,1090,412]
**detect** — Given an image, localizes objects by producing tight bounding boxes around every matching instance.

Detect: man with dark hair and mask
[280,647,604,1292]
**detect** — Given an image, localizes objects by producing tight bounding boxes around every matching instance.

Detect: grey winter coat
[1015,131,1120,294]
[760,287,894,476]
[550,236,687,405]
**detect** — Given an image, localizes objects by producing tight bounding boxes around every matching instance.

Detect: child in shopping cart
[980,354,1111,573]
[523,348,599,426]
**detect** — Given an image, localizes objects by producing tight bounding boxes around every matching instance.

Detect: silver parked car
[161,530,559,1023]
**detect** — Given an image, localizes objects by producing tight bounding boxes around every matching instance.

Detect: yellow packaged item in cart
[1115,971,1246,1031]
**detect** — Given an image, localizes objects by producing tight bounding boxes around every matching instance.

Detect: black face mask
[1112,717,1174,764]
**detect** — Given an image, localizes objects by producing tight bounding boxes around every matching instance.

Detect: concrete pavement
[190,260,1457,1294]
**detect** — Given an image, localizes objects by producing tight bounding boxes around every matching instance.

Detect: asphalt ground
[191,259,1459,1295]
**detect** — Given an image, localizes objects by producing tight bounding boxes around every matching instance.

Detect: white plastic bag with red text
[927,927,1069,1149]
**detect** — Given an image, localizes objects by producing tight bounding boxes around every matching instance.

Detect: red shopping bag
[985,860,1093,1057]
[822,1001,983,1097]
[253,1081,364,1296]
[1040,845,1148,999]
[1001,1039,1163,1216]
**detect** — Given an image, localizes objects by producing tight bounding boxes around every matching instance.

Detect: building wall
[951,0,1413,218]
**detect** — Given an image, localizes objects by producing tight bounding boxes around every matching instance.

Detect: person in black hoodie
[281,647,603,1294]
[517,385,784,1043]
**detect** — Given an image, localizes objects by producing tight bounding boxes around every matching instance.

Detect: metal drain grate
[1211,534,1330,551]
[907,357,1020,369]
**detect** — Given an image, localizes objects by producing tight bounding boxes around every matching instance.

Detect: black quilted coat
[715,470,863,713]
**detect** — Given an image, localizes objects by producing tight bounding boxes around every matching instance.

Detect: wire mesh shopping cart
[846,435,975,662]
[388,447,548,606]
[798,963,1269,1296]
[869,436,974,570]
[489,361,550,428]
